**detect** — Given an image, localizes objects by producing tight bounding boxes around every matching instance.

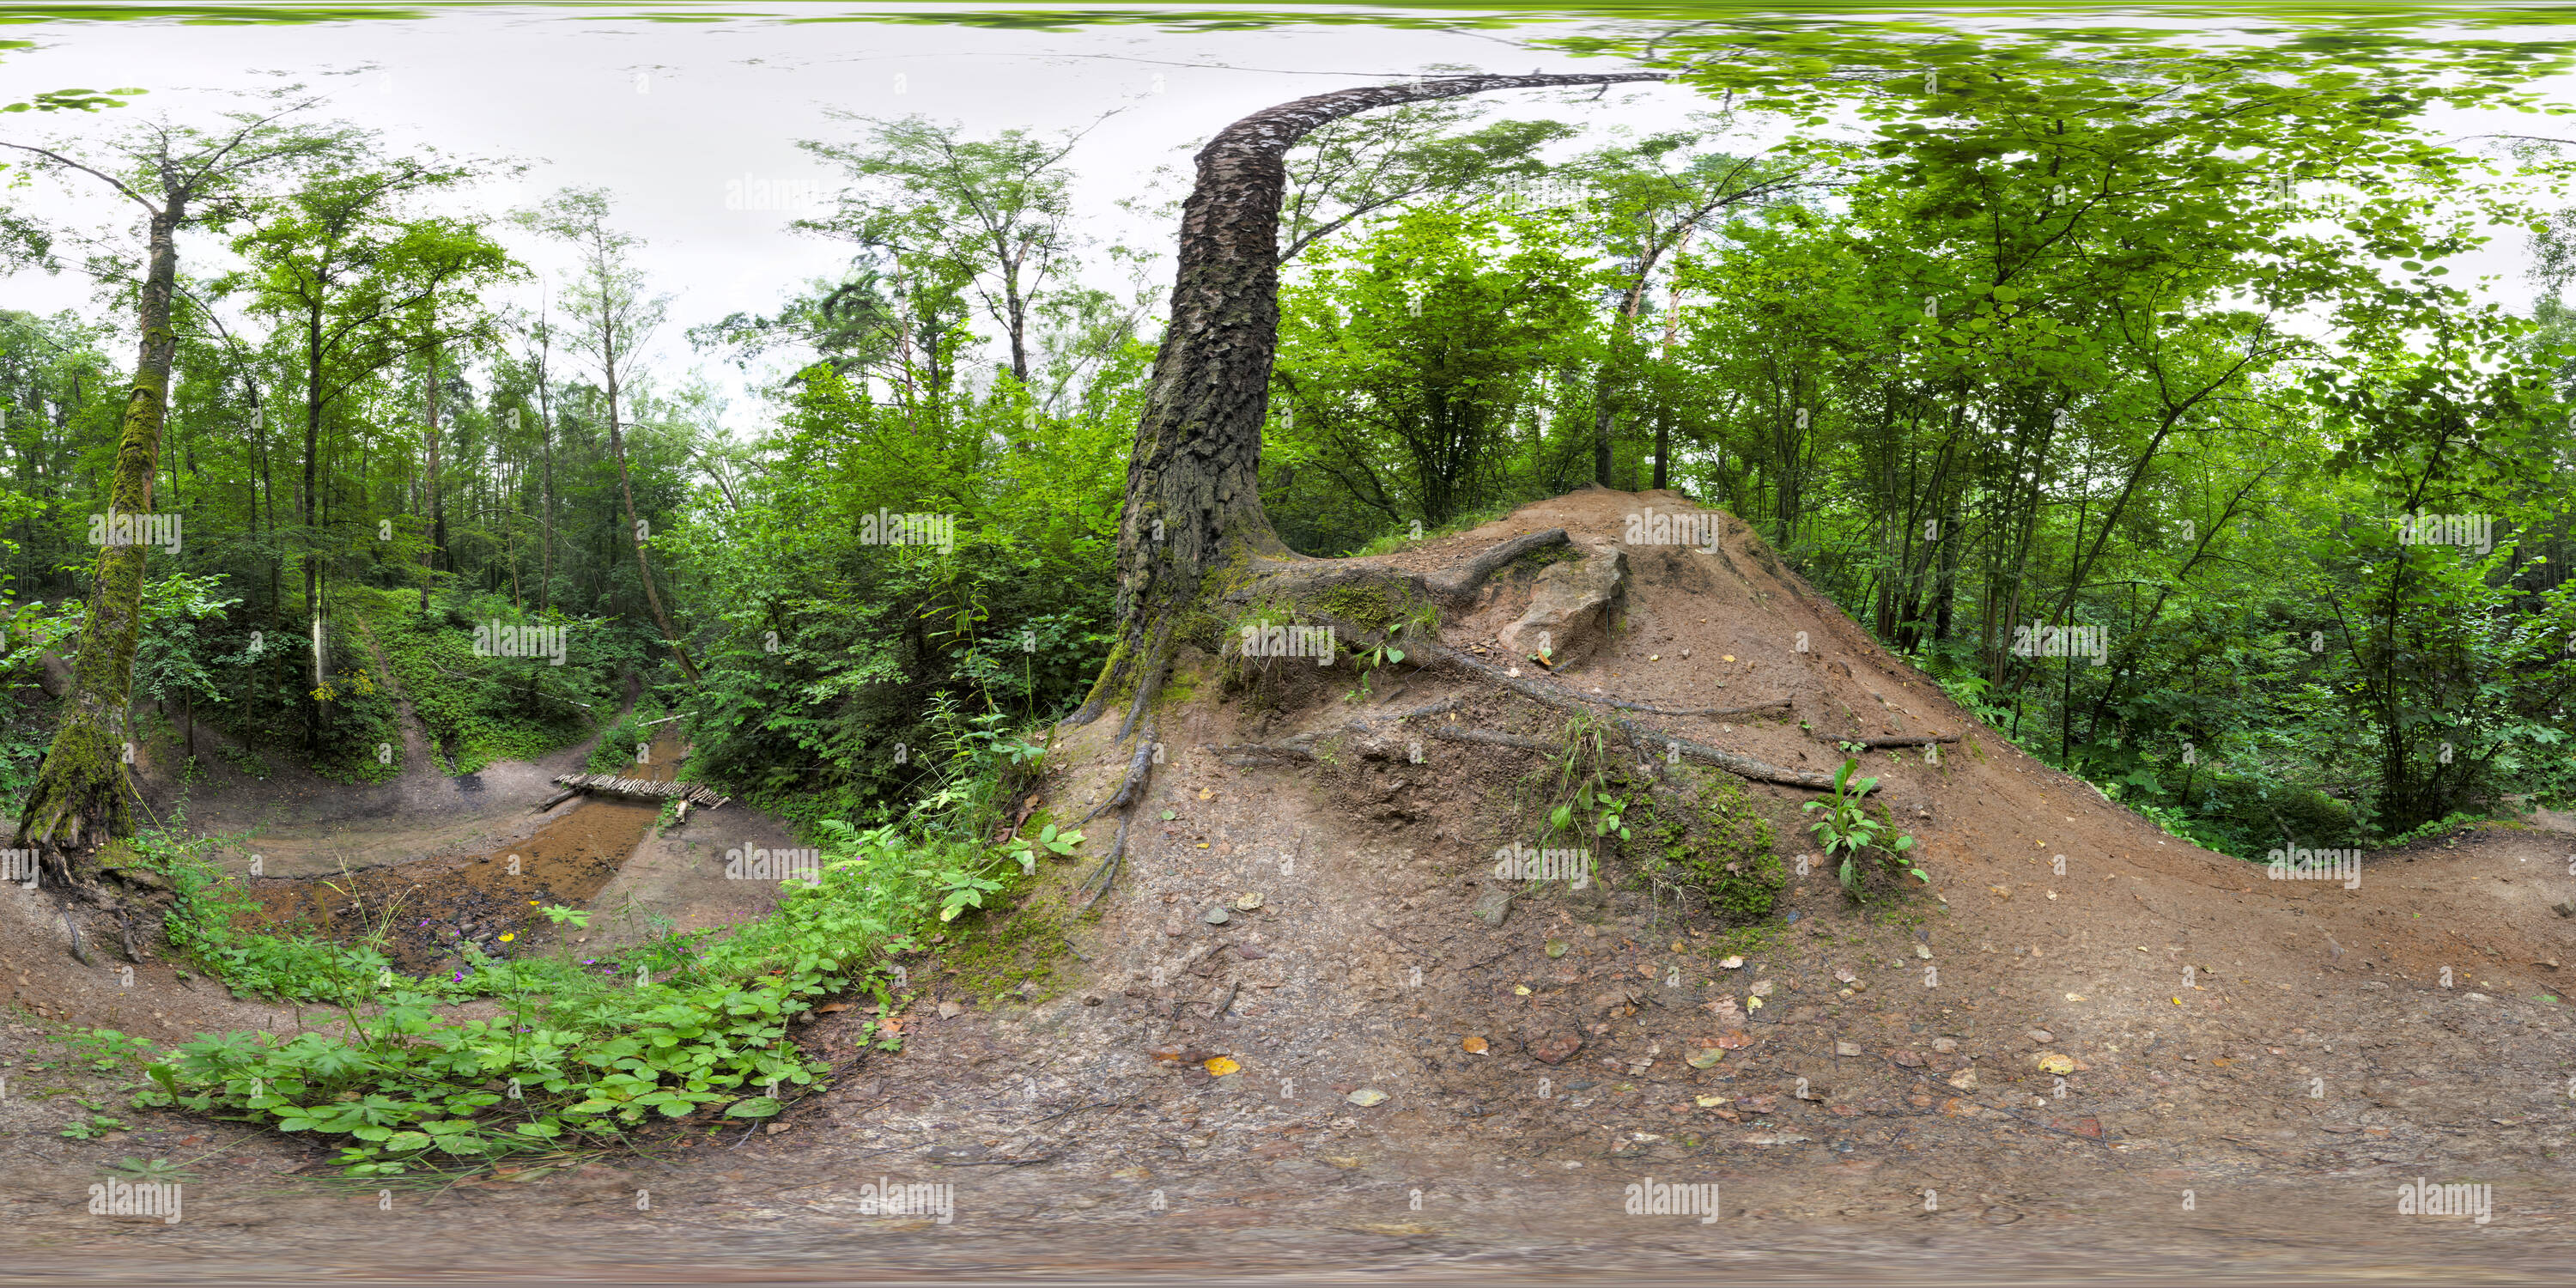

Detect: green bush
[137,816,1014,1177]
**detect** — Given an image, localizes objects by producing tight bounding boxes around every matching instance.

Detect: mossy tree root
[15,718,133,856]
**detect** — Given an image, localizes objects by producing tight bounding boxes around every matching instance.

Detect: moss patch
[1643,768,1783,925]
[935,896,1073,1005]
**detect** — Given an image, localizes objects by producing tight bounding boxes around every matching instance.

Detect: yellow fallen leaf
[1514,985,1532,995]
[1695,1095,1728,1108]
[1746,995,1764,1010]
[1462,1036,1489,1054]
[1722,655,1736,662]
[2037,1053,2075,1075]
[2064,993,2087,1001]
[1204,1056,1240,1076]
[1198,789,1212,800]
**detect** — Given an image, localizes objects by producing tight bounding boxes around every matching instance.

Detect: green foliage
[60,1112,129,1139]
[143,812,991,1176]
[1804,758,1924,902]
[1002,822,1083,875]
[585,700,665,775]
[1540,714,1636,848]
[363,586,611,775]
[1270,200,1599,548]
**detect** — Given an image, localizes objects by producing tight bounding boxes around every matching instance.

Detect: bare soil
[3,488,2573,1284]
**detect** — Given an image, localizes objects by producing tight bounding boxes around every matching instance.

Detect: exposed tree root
[1604,696,1792,718]
[1604,717,1856,793]
[1430,726,1549,752]
[1080,732,1159,827]
[1421,527,1571,607]
[1818,732,1959,749]
[1066,627,1171,914]
[1074,815,1131,917]
[1430,720,1851,793]
[1303,609,1851,792]
[1115,625,1172,743]
[1208,696,1463,765]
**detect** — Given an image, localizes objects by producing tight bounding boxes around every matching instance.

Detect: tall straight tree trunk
[603,350,700,683]
[422,337,441,611]
[301,304,326,751]
[536,332,556,616]
[1075,70,1665,725]
[16,205,180,848]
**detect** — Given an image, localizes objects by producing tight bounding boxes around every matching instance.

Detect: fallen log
[550,773,727,807]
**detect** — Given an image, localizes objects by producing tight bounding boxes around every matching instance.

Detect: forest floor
[3,488,2573,1283]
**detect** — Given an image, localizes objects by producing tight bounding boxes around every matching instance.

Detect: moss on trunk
[17,211,178,859]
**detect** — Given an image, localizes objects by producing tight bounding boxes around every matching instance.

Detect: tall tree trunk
[604,354,700,683]
[1075,70,1665,725]
[302,304,325,751]
[536,334,556,617]
[16,204,180,849]
[1003,277,1030,388]
[422,337,441,611]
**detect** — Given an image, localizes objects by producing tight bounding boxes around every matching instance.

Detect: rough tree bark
[1072,70,1667,728]
[15,205,179,848]
[1054,70,1668,914]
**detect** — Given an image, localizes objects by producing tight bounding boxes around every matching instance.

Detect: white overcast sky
[2,6,2570,434]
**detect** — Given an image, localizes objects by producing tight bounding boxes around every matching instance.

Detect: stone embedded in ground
[1497,543,1627,666]
[2026,1029,2055,1043]
[1527,1030,1583,1064]
[1932,1036,1959,1054]
[1471,882,1515,927]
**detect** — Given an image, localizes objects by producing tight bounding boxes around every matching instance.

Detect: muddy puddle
[242,735,684,975]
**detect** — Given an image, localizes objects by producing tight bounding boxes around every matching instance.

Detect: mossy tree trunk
[1073,70,1666,726]
[6,103,347,863]
[16,206,179,849]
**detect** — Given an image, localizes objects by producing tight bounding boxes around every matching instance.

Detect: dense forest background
[7,42,2576,860]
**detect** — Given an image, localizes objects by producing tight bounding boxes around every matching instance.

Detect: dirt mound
[771,485,2576,1256]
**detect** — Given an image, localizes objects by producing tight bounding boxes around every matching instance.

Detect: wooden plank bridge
[544,773,730,810]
